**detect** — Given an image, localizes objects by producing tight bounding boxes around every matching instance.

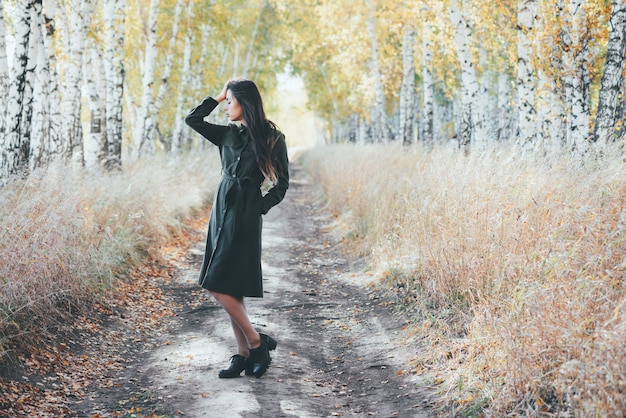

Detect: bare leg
[230,317,250,357]
[211,291,261,350]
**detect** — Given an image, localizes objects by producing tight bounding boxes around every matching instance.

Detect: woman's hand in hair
[215,79,232,103]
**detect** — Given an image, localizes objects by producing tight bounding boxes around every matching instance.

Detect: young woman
[185,79,289,378]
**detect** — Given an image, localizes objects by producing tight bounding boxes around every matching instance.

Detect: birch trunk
[243,0,266,77]
[22,0,43,169]
[617,81,626,141]
[41,0,62,159]
[496,73,513,141]
[0,1,8,135]
[516,0,537,146]
[84,45,107,170]
[421,16,434,144]
[399,26,415,146]
[562,0,590,152]
[29,0,50,170]
[103,0,126,170]
[593,0,626,144]
[63,0,94,168]
[537,66,566,152]
[534,0,565,152]
[448,0,484,149]
[172,16,192,155]
[144,0,184,152]
[134,0,160,157]
[480,48,496,144]
[365,0,389,143]
[1,0,35,178]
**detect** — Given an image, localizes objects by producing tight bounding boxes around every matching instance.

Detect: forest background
[0,0,625,416]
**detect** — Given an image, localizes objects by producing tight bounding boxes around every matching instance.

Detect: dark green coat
[185,97,289,297]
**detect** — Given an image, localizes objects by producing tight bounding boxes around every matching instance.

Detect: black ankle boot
[249,334,277,378]
[218,354,249,378]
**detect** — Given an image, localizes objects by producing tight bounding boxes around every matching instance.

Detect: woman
[185,79,289,378]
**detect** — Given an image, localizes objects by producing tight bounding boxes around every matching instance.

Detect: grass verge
[302,142,625,417]
[0,152,220,359]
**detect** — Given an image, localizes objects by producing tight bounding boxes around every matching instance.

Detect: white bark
[0,1,8,132]
[243,0,266,77]
[84,44,106,170]
[21,0,41,165]
[535,0,565,152]
[319,63,340,118]
[29,0,49,170]
[562,0,590,152]
[103,0,126,170]
[62,0,94,168]
[172,0,193,155]
[144,0,184,152]
[516,0,537,146]
[480,48,497,144]
[617,81,626,141]
[1,0,35,178]
[537,65,566,152]
[449,0,485,149]
[365,0,389,143]
[421,16,434,143]
[399,27,415,146]
[593,0,626,144]
[496,73,514,141]
[134,0,160,157]
[42,0,62,159]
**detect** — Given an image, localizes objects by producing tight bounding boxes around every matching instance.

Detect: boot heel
[263,334,277,351]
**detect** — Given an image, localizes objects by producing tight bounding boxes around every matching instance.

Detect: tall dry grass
[0,153,220,355]
[302,142,625,416]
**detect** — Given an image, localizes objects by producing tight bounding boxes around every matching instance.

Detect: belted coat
[185,97,289,297]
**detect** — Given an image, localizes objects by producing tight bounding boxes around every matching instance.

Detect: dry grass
[0,153,220,356]
[302,142,625,417]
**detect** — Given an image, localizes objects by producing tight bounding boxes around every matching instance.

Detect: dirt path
[73,165,436,417]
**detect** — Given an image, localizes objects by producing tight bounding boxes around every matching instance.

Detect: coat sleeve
[261,133,289,215]
[185,97,228,146]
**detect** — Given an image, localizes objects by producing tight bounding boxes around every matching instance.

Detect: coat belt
[222,173,260,187]
[221,173,261,239]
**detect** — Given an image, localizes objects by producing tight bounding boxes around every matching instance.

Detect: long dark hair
[228,79,281,183]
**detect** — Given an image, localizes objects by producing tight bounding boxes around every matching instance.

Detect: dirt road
[73,165,436,417]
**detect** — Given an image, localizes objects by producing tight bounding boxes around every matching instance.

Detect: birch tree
[29,0,52,169]
[84,44,107,170]
[448,0,485,148]
[1,0,36,178]
[143,0,184,153]
[562,0,591,151]
[0,1,8,135]
[134,0,160,157]
[172,1,194,155]
[533,1,564,151]
[242,0,266,77]
[399,26,416,146]
[62,0,95,168]
[516,0,537,146]
[103,0,126,170]
[366,0,390,143]
[593,0,626,144]
[20,0,42,162]
[421,11,434,143]
[41,0,62,160]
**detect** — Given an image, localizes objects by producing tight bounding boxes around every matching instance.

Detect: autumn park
[0,0,625,416]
